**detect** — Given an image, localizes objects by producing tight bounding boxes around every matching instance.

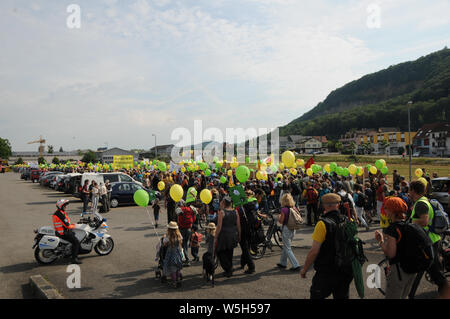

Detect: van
[72,172,139,197]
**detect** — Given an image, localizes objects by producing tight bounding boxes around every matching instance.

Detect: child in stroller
[202,223,218,286]
[155,237,168,282]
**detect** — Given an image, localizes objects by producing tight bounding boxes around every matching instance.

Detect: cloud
[0,0,448,152]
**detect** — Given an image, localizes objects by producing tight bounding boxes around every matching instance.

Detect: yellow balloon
[358,167,364,176]
[260,163,267,171]
[169,184,184,202]
[227,170,233,177]
[181,166,186,173]
[279,163,285,170]
[290,168,297,175]
[418,177,427,187]
[276,173,283,180]
[348,164,357,175]
[380,159,386,168]
[370,166,378,175]
[296,159,305,166]
[200,189,212,204]
[282,151,295,168]
[415,168,423,178]
[230,161,239,168]
[307,168,313,176]
[157,181,165,191]
[324,164,331,173]
[292,162,297,168]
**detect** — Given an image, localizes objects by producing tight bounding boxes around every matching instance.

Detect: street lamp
[408,101,413,183]
[152,134,157,158]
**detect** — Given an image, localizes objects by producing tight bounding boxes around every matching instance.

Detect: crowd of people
[43,160,448,298]
[122,163,448,298]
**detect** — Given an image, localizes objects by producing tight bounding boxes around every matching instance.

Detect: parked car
[31,169,42,183]
[413,152,421,157]
[109,182,160,208]
[431,177,450,210]
[63,173,81,193]
[21,168,31,180]
[39,172,63,187]
[71,172,139,198]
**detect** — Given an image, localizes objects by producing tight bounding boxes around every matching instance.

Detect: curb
[29,275,64,299]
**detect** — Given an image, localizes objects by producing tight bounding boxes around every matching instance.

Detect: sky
[1,0,449,151]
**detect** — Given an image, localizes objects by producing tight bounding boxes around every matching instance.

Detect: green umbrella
[344,221,366,299]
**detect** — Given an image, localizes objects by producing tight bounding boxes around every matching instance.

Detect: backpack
[306,188,318,203]
[395,222,434,274]
[287,207,303,230]
[355,193,366,208]
[429,199,450,234]
[178,206,195,229]
[323,214,367,269]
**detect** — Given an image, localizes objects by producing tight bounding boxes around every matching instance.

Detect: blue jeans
[280,226,299,268]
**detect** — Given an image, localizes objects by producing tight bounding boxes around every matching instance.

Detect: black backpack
[395,222,434,274]
[323,214,367,269]
[355,193,366,207]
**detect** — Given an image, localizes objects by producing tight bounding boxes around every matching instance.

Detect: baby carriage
[155,237,168,283]
[202,241,219,287]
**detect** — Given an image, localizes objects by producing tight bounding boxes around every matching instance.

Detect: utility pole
[152,134,157,158]
[408,101,413,183]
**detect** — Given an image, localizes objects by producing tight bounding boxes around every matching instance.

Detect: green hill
[280,48,450,139]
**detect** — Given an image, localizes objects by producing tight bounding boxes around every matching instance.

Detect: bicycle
[250,209,283,260]
[377,230,450,297]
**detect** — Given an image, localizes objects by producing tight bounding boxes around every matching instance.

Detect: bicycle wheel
[377,258,389,296]
[250,243,266,260]
[273,227,283,249]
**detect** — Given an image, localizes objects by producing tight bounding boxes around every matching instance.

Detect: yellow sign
[113,155,134,169]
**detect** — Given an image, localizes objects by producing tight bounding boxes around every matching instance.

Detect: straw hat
[205,223,216,230]
[167,221,179,230]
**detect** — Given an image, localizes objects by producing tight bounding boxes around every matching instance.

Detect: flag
[305,157,315,169]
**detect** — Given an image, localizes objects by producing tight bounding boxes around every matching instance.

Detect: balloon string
[145,206,160,238]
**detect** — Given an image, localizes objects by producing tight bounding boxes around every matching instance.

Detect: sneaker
[290,266,301,272]
[276,263,287,269]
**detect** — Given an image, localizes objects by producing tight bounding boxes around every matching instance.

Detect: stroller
[155,237,183,284]
[155,237,168,283]
[202,242,219,287]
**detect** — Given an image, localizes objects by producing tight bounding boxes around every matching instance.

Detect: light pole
[152,134,157,158]
[408,101,413,183]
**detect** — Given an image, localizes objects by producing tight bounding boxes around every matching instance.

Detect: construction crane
[28,135,46,157]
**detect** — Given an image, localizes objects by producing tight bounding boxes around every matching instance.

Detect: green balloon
[330,162,337,172]
[336,167,344,175]
[375,160,384,170]
[133,189,149,207]
[220,176,227,184]
[199,162,207,171]
[245,157,250,164]
[158,161,167,171]
[343,168,349,176]
[381,166,389,175]
[236,165,250,183]
[205,169,212,176]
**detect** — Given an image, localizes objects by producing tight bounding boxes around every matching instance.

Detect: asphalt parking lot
[0,172,439,299]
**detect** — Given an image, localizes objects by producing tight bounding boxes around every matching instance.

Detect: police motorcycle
[33,211,114,264]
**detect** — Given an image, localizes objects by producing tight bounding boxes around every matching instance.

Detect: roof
[313,136,328,143]
[414,122,450,139]
[149,144,174,151]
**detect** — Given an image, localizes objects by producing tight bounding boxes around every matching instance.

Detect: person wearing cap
[374,197,416,299]
[301,193,354,299]
[162,221,183,288]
